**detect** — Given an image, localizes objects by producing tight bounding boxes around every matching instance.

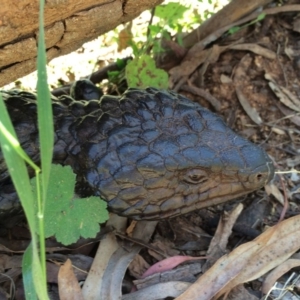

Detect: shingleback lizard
[0,87,274,220]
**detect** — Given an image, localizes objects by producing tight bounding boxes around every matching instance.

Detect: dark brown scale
[0,88,274,221]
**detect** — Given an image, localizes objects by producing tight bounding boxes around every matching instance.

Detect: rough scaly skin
[0,88,274,220]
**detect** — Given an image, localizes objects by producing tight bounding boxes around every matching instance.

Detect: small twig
[115,231,168,258]
[181,83,221,111]
[278,174,289,222]
[146,7,156,41]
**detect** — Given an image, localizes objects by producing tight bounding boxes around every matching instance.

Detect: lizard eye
[184,169,208,184]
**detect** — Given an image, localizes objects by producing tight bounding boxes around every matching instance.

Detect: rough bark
[0,0,163,87]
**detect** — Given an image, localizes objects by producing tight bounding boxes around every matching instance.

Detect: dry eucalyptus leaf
[234,54,263,125]
[82,214,127,299]
[175,215,300,300]
[100,221,158,299]
[235,86,262,125]
[268,81,300,112]
[275,102,300,127]
[220,74,232,84]
[203,204,243,271]
[230,43,276,60]
[265,183,284,205]
[226,285,259,300]
[128,254,150,279]
[262,258,300,294]
[117,22,133,52]
[58,259,84,300]
[123,281,191,300]
[271,127,285,135]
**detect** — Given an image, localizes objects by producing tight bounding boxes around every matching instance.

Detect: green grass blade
[36,0,54,290]
[0,94,36,232]
[0,94,49,299]
[23,243,49,300]
[22,246,38,300]
[37,0,54,196]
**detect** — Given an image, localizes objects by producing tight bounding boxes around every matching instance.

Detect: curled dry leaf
[265,183,284,205]
[182,83,221,111]
[271,127,285,135]
[82,213,127,299]
[117,22,133,52]
[58,259,84,300]
[142,256,204,279]
[175,215,300,300]
[230,43,276,60]
[134,262,202,291]
[262,258,300,294]
[122,281,191,300]
[275,102,300,127]
[234,54,263,125]
[203,204,243,271]
[225,285,259,300]
[99,220,158,299]
[129,254,150,279]
[266,74,300,112]
[268,82,300,112]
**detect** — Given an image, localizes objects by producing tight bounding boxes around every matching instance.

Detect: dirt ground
[1,2,300,300]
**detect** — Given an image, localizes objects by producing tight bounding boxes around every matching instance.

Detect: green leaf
[0,94,37,234]
[125,54,168,89]
[108,70,120,81]
[148,25,162,35]
[228,26,241,35]
[155,2,189,23]
[53,195,108,245]
[228,13,266,35]
[128,40,140,57]
[23,246,38,300]
[116,58,126,69]
[32,164,109,245]
[257,13,266,21]
[23,243,49,300]
[37,0,54,198]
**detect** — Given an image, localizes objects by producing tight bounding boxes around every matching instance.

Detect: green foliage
[124,2,192,89]
[31,164,109,245]
[107,58,127,85]
[0,0,51,294]
[228,13,266,35]
[116,57,127,69]
[155,2,190,29]
[126,55,168,89]
[0,95,48,300]
[22,245,39,300]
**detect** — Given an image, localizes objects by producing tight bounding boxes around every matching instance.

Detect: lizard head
[84,88,274,220]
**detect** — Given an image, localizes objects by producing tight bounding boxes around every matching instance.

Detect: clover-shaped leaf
[126,54,168,89]
[32,164,108,245]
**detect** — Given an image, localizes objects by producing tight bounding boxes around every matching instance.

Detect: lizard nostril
[256,173,263,181]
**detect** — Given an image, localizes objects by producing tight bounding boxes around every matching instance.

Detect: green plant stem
[0,123,41,173]
[36,0,54,288]
[35,172,47,279]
